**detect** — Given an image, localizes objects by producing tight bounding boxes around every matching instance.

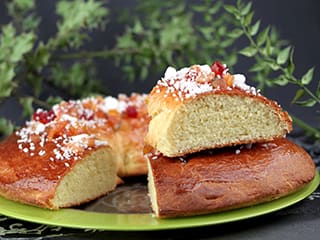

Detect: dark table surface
[0,132,319,240]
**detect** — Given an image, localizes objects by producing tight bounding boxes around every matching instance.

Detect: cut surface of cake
[146,138,316,218]
[0,93,149,209]
[145,62,292,157]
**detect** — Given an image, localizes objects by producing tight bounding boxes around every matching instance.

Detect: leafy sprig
[226,1,319,104]
[59,0,241,81]
[0,24,34,98]
[225,0,320,138]
[114,0,242,80]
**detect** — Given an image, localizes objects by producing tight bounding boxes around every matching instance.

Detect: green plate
[0,171,319,231]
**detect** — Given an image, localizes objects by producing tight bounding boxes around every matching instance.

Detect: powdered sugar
[233,74,258,95]
[100,96,127,113]
[164,66,177,79]
[158,65,215,101]
[156,64,259,101]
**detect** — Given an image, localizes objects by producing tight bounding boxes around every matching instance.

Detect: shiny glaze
[147,138,315,218]
[0,134,101,188]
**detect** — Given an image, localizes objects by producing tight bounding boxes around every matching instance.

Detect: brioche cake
[0,93,149,209]
[145,62,292,157]
[0,60,316,219]
[146,139,316,218]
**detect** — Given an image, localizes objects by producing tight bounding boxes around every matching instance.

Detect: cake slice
[145,62,292,157]
[146,138,316,218]
[0,133,118,209]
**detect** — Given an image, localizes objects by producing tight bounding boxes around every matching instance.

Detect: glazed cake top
[15,93,147,163]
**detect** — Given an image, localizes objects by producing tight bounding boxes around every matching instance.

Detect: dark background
[0,0,319,128]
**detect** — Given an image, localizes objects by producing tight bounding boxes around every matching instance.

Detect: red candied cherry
[125,105,138,118]
[79,112,94,121]
[32,109,56,124]
[211,61,228,78]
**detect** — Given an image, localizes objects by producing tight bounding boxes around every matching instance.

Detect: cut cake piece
[145,62,292,157]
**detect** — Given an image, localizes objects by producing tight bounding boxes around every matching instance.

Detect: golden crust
[146,138,316,218]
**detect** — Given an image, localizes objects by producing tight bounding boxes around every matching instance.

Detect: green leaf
[191,5,207,12]
[228,28,243,38]
[22,14,40,31]
[139,66,148,80]
[249,20,260,36]
[291,89,305,104]
[199,26,213,40]
[0,63,15,98]
[287,47,295,74]
[257,26,270,46]
[0,118,15,136]
[220,38,236,48]
[54,0,108,49]
[317,78,320,97]
[239,46,257,57]
[19,97,34,118]
[273,76,289,86]
[267,62,280,71]
[249,63,266,72]
[47,96,64,106]
[243,11,254,26]
[224,5,238,15]
[301,67,314,85]
[250,20,260,36]
[265,37,271,56]
[208,0,222,15]
[10,0,35,11]
[0,24,16,55]
[69,63,85,86]
[122,65,135,82]
[10,32,35,62]
[296,98,317,107]
[117,33,134,49]
[33,43,50,71]
[276,46,291,65]
[240,2,252,16]
[132,19,143,34]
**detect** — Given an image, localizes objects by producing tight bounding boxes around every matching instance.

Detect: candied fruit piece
[211,61,228,78]
[33,109,56,124]
[126,105,138,118]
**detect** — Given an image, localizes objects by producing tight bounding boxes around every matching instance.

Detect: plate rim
[0,170,318,231]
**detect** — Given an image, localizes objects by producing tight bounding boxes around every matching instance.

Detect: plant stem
[291,115,320,138]
[23,95,51,110]
[54,48,139,60]
[293,79,320,104]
